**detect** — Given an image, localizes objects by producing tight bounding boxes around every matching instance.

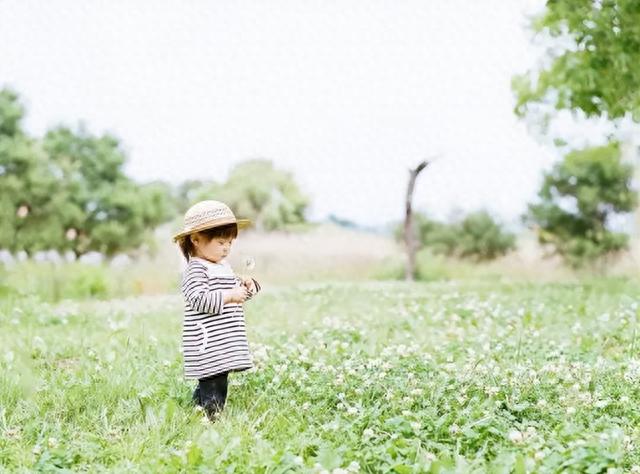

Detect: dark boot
[198,372,229,420]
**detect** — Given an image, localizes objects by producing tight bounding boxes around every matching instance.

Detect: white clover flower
[508,430,524,443]
[312,463,328,474]
[449,424,460,435]
[346,461,360,472]
[362,428,374,439]
[594,399,609,409]
[485,386,499,396]
[4,428,21,439]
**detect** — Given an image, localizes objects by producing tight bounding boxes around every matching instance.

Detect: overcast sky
[1,0,615,228]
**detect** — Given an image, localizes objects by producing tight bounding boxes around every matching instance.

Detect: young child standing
[173,200,261,420]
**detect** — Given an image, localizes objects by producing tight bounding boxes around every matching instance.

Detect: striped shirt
[181,256,261,379]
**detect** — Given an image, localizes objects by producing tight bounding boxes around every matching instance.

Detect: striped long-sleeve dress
[181,256,261,379]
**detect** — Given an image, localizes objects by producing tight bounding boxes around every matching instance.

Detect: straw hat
[173,200,251,242]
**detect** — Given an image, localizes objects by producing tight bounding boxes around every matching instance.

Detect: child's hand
[240,276,256,293]
[224,286,249,304]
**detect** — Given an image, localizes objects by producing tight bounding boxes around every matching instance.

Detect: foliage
[196,159,309,231]
[0,88,173,258]
[42,126,173,257]
[2,280,640,471]
[453,211,517,261]
[513,0,640,122]
[397,211,516,261]
[525,143,636,268]
[0,89,63,255]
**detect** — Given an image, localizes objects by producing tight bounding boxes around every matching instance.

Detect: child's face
[192,233,234,263]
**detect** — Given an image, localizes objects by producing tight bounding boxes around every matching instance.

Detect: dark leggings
[192,372,229,418]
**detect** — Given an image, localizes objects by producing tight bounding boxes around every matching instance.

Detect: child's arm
[182,262,243,314]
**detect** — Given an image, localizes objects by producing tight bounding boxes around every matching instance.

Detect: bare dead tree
[404,160,430,281]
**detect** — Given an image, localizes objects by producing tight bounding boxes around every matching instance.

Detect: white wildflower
[508,430,524,443]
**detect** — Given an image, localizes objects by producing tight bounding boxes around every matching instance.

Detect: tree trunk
[404,161,429,281]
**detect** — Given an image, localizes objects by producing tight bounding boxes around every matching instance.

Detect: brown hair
[178,223,238,261]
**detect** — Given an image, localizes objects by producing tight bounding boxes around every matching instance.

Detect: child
[173,200,261,420]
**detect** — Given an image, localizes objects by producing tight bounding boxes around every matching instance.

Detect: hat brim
[172,218,252,242]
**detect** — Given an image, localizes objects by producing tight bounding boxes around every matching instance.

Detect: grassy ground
[1,279,640,472]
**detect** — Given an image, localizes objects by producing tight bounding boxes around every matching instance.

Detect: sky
[0,0,619,228]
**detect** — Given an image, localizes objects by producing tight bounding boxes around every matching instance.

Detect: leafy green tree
[453,211,516,261]
[0,89,24,136]
[43,126,172,258]
[0,89,64,256]
[0,89,173,258]
[513,0,640,122]
[525,143,636,267]
[395,211,515,261]
[197,159,309,231]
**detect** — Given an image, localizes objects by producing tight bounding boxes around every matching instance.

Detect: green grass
[1,279,640,472]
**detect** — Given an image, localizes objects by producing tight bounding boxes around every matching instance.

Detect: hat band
[184,208,235,228]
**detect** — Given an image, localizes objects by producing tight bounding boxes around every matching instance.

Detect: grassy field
[1,278,640,472]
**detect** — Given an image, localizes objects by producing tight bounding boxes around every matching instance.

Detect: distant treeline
[0,89,309,259]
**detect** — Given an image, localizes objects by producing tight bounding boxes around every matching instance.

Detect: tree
[513,0,640,123]
[0,89,64,256]
[397,211,515,262]
[525,143,636,268]
[454,211,516,261]
[0,89,173,258]
[43,126,172,258]
[197,159,309,231]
